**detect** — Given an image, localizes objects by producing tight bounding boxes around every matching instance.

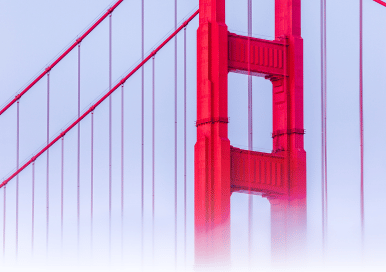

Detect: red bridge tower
[195,0,306,266]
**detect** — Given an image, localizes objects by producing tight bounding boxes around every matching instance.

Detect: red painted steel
[195,0,231,267]
[230,147,287,196]
[228,33,287,77]
[195,0,306,266]
[374,0,386,7]
[0,10,199,189]
[0,0,124,116]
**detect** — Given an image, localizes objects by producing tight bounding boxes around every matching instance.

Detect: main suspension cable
[0,0,124,117]
[0,9,199,189]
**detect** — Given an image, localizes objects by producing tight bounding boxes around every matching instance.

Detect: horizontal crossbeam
[230,146,288,197]
[228,33,288,78]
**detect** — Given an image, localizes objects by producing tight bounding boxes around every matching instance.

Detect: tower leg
[270,197,307,265]
[194,136,231,270]
[195,0,230,269]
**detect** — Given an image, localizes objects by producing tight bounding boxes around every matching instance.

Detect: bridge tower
[195,0,306,267]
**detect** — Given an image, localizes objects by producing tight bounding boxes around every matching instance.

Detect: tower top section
[199,0,225,24]
[275,0,301,37]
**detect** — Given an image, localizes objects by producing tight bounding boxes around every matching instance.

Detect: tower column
[271,0,307,261]
[194,0,231,268]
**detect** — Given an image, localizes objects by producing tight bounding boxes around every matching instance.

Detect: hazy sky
[0,0,386,271]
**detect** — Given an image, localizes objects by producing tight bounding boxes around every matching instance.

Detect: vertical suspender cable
[320,0,326,254]
[77,43,81,251]
[16,101,20,257]
[359,0,365,252]
[32,162,35,254]
[121,84,124,258]
[91,112,94,252]
[247,0,253,266]
[61,137,64,249]
[183,26,187,267]
[141,0,145,265]
[108,13,113,259]
[247,0,253,148]
[152,56,155,263]
[323,0,328,248]
[46,72,50,252]
[2,186,5,256]
[174,0,178,267]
